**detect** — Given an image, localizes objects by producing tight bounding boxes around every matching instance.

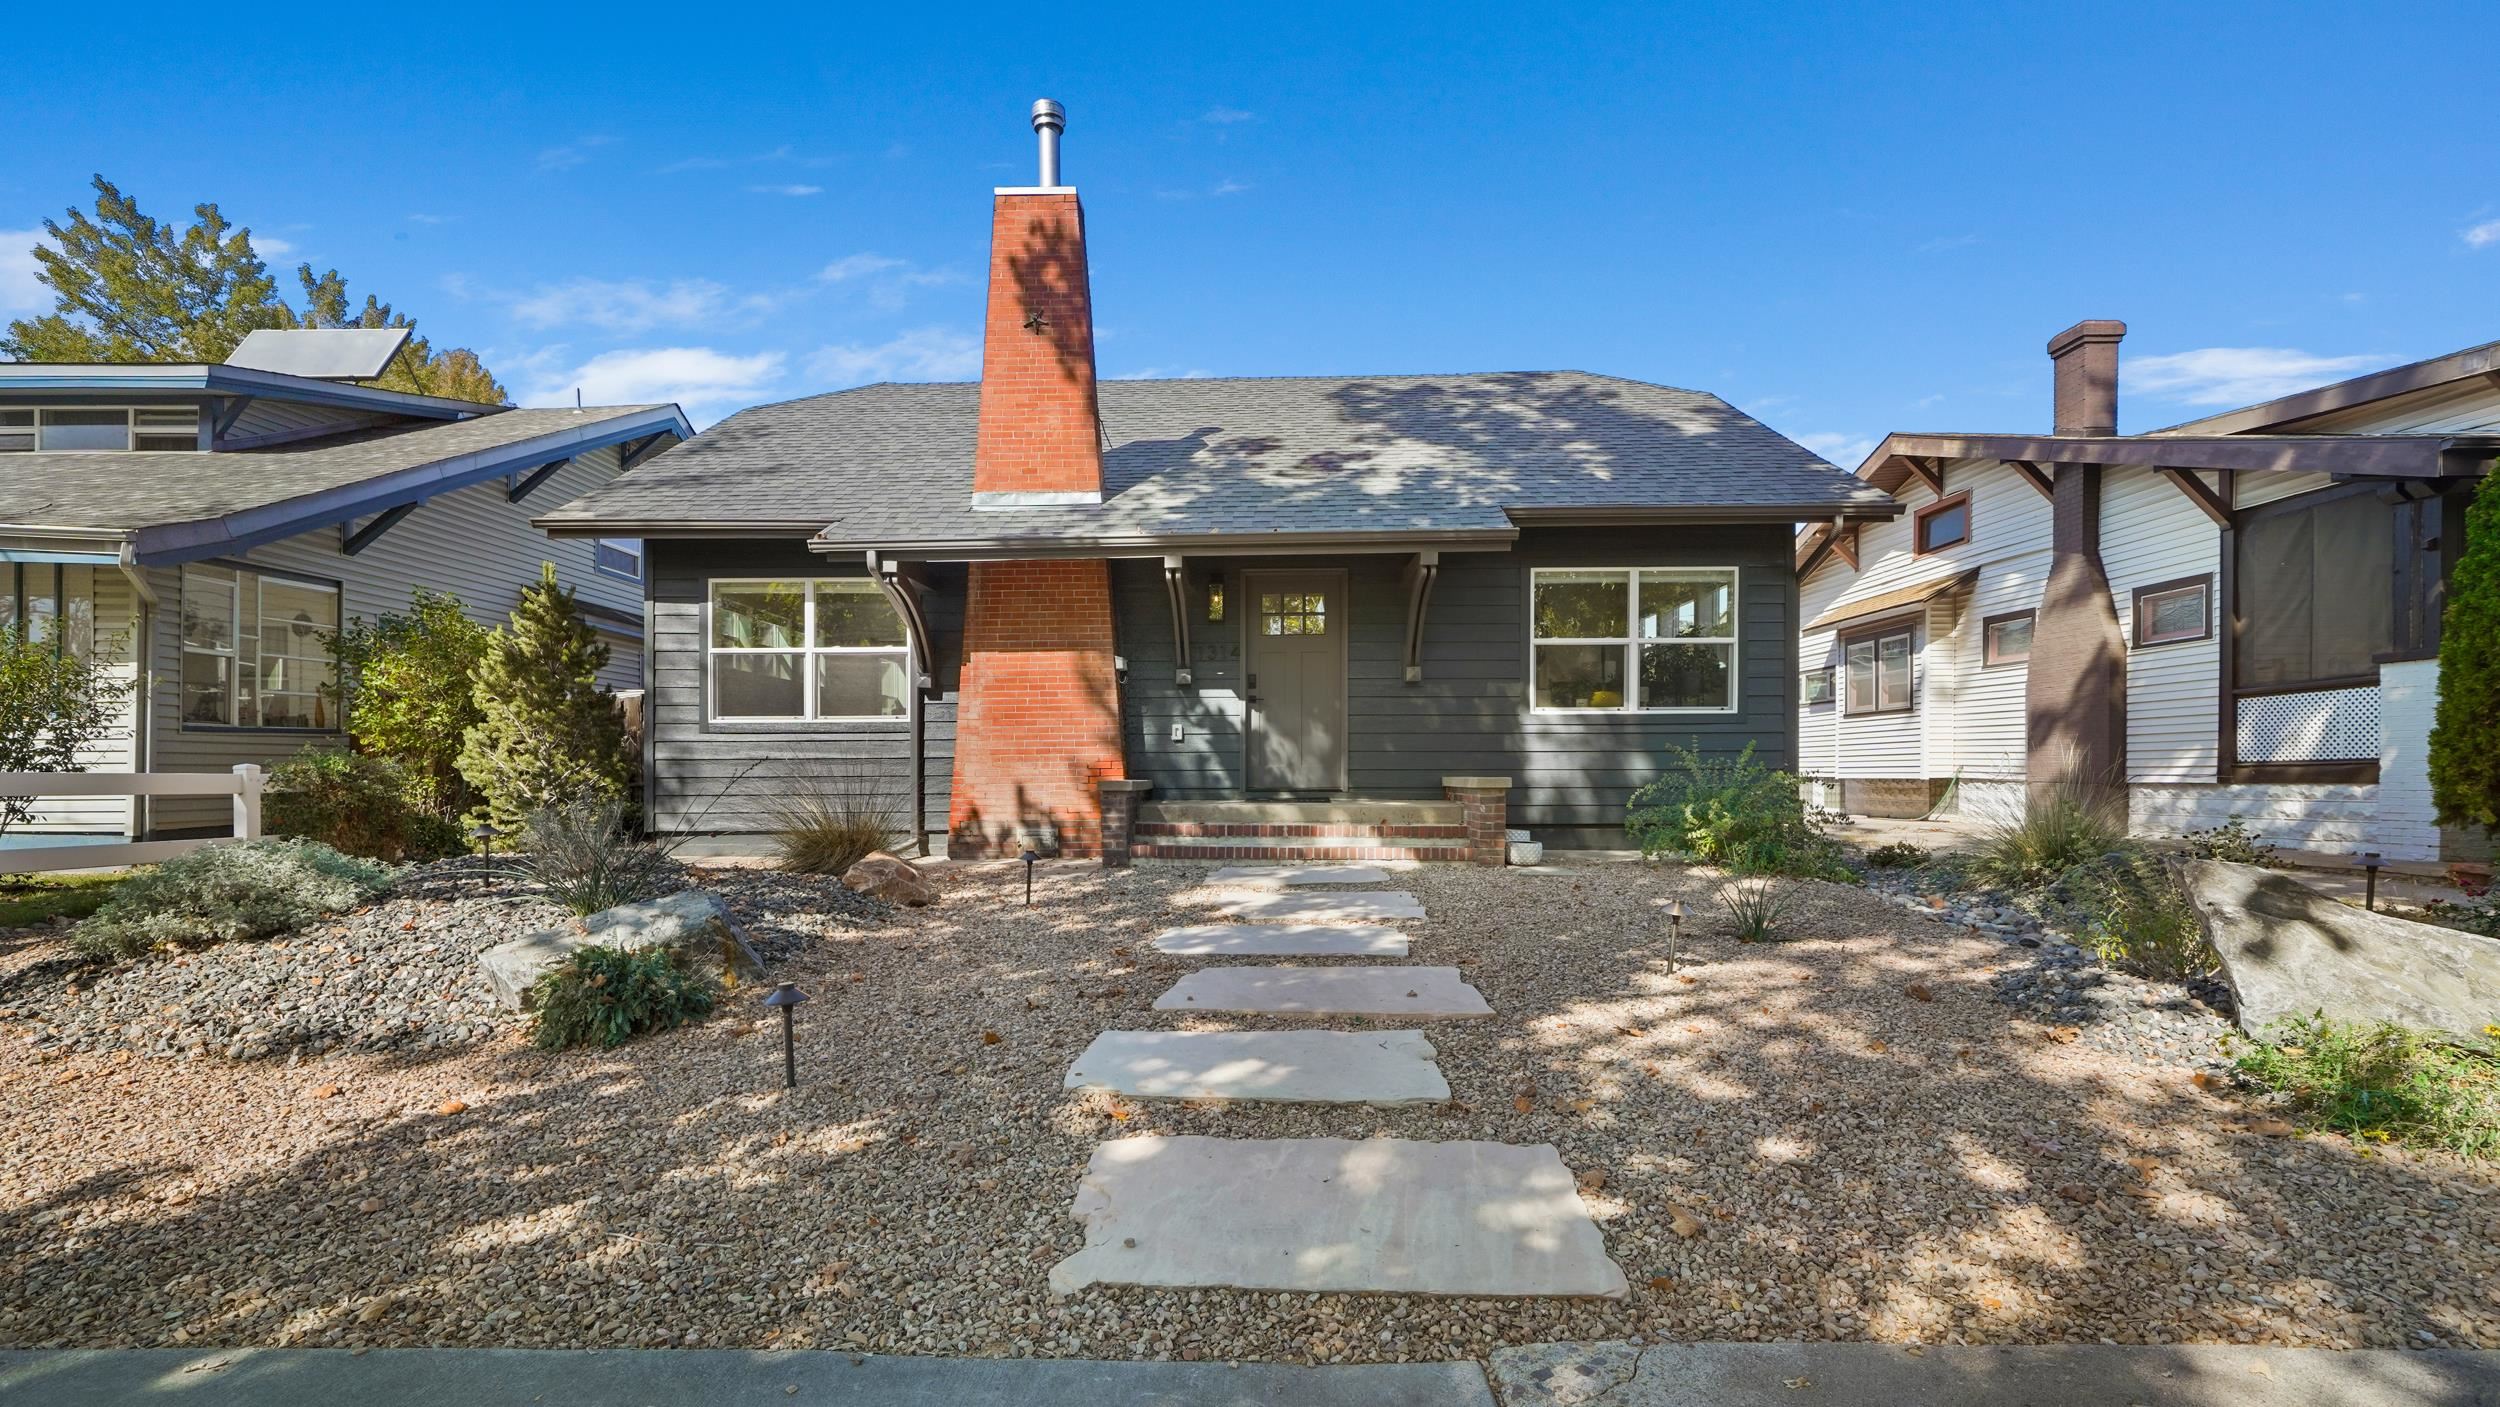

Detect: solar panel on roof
[223,327,413,380]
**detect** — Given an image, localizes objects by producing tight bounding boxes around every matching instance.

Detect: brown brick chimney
[947,100,1128,859]
[2026,320,2129,809]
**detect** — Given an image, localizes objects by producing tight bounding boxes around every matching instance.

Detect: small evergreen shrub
[529,944,718,1050]
[1628,743,1847,879]
[72,839,391,962]
[456,563,631,834]
[263,748,465,862]
[2430,470,2500,835]
[2235,1016,2500,1159]
[2071,852,2217,981]
[1865,840,1928,869]
[770,767,907,875]
[512,796,682,916]
[1715,874,1797,943]
[1968,787,2126,891]
[2180,817,2278,867]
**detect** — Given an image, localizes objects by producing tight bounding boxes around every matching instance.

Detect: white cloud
[1110,366,1213,380]
[521,345,784,422]
[817,253,960,310]
[749,184,824,197]
[407,212,454,225]
[1159,179,1254,201]
[508,277,769,334]
[537,135,615,171]
[1795,432,1877,467]
[1201,106,1256,124]
[0,229,50,315]
[1915,232,1981,254]
[806,327,981,386]
[255,235,296,257]
[1913,392,1946,409]
[819,253,905,282]
[2462,219,2500,249]
[2126,346,2389,406]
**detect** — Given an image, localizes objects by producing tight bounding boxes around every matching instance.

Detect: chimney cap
[1031,98,1066,133]
[2047,319,2127,357]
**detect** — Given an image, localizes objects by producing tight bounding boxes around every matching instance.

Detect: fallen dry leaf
[1867,1040,1888,1054]
[1647,1275,1673,1291]
[2045,1026,2081,1044]
[1668,1205,1705,1238]
[1905,982,1934,1002]
[2247,1118,2297,1138]
[436,1100,467,1117]
[309,1084,341,1101]
[2055,1183,2098,1204]
[980,1031,1002,1045]
[1512,1095,1536,1114]
[1577,1168,1608,1192]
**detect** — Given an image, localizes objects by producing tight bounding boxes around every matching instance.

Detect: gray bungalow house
[0,329,689,839]
[536,103,1892,860]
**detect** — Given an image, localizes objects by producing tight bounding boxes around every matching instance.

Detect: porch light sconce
[2360,851,2382,912]
[1022,847,1039,906]
[1206,580,1225,623]
[761,982,810,1090]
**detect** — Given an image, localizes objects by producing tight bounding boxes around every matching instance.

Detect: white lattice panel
[2237,686,2381,763]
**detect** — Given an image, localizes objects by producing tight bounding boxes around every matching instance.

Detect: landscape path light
[2361,851,2383,912]
[1661,899,1687,975]
[1022,847,1039,907]
[762,982,810,1090]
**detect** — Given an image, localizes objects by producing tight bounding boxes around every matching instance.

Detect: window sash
[593,537,643,579]
[1842,625,1914,714]
[2138,584,2208,645]
[708,578,911,723]
[1984,612,2034,666]
[179,564,338,728]
[1529,567,1738,712]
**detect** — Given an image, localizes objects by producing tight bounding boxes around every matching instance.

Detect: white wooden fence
[0,765,264,875]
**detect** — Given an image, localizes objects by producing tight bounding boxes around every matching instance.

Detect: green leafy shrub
[2422,899,2500,939]
[1628,743,1846,878]
[511,796,683,916]
[529,944,718,1050]
[1715,874,1798,942]
[2234,1016,2500,1159]
[327,588,493,817]
[2180,817,2278,867]
[263,748,466,862]
[1968,787,2126,891]
[1865,840,1928,869]
[2071,852,2217,981]
[71,839,391,962]
[456,564,630,834]
[770,766,907,875]
[0,623,130,840]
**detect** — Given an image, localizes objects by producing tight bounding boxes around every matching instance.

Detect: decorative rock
[1153,965,1491,1019]
[1064,1030,1451,1104]
[1150,923,1410,958]
[1220,891,1427,923]
[1049,1136,1628,1298]
[478,889,767,1011]
[841,851,935,907]
[2182,859,2500,1041]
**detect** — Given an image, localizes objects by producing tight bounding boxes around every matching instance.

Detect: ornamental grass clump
[1715,874,1798,943]
[1967,785,2127,891]
[509,796,683,916]
[769,765,907,876]
[71,839,391,963]
[529,944,718,1050]
[2235,1016,2500,1160]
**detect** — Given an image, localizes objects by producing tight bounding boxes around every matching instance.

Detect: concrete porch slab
[1208,864,1406,886]
[1150,923,1412,957]
[1154,965,1491,1019]
[1049,1135,1628,1298]
[1219,891,1427,923]
[1063,1030,1450,1104]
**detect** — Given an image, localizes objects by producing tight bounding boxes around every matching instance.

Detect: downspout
[115,542,157,839]
[867,552,932,857]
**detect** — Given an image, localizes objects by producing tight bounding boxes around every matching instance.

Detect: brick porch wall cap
[1097,779,1155,794]
[1441,776,1514,790]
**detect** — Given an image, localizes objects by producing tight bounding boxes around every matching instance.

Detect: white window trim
[178,562,341,731]
[0,405,200,453]
[1528,566,1742,715]
[593,537,644,581]
[705,576,913,725]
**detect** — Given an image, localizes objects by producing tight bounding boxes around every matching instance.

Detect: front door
[1244,571,1348,793]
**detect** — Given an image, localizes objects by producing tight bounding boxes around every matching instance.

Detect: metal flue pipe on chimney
[1032,98,1066,185]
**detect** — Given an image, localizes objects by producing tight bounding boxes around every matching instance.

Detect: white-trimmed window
[593,538,643,580]
[179,563,340,729]
[1530,567,1738,712]
[0,406,198,452]
[708,578,910,722]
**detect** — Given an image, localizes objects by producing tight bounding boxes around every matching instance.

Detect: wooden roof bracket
[2007,459,2054,501]
[1832,521,1860,570]
[1402,549,1441,683]
[865,551,936,689]
[1903,456,1947,497]
[1162,555,1195,687]
[2157,466,2234,527]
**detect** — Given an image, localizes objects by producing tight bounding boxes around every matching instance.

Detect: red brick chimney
[948,99,1128,859]
[2026,319,2129,810]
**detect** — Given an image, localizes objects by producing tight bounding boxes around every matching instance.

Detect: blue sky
[4,1,2495,458]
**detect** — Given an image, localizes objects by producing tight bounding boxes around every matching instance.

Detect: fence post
[232,763,265,841]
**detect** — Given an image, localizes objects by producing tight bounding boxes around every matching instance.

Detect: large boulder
[479,889,765,1011]
[842,851,934,906]
[2180,858,2500,1042]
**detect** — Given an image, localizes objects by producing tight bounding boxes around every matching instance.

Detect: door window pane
[1639,642,1732,709]
[1533,571,1629,639]
[817,654,910,718]
[712,582,806,649]
[715,652,805,717]
[1534,643,1624,709]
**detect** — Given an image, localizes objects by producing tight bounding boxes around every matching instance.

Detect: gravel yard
[4,858,2495,1361]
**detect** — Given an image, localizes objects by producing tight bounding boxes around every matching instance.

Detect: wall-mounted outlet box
[1170,722,1186,743]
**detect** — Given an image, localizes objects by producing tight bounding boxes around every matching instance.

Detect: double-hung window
[179,564,340,728]
[1843,623,1915,714]
[1530,567,1738,712]
[709,578,911,722]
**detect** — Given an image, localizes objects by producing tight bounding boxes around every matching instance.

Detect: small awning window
[1807,568,1978,632]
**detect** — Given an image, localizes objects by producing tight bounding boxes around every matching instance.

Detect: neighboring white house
[0,330,691,839]
[1796,324,2497,862]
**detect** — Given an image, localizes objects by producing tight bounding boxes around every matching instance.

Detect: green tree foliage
[262,747,468,863]
[457,564,630,833]
[3,175,506,404]
[328,588,494,816]
[2431,471,2500,833]
[0,627,129,838]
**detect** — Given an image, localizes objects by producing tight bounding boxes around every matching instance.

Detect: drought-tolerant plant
[0,624,129,840]
[2180,817,2279,868]
[456,564,630,834]
[509,795,683,916]
[2431,469,2500,835]
[769,765,908,875]
[2234,1015,2500,1159]
[1715,873,1798,943]
[326,587,493,818]
[1967,786,2127,891]
[71,839,391,962]
[2072,852,2217,982]
[1865,840,1928,869]
[2421,898,2500,940]
[529,944,719,1050]
[1628,743,1848,879]
[263,747,468,863]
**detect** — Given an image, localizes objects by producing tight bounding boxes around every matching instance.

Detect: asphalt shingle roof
[537,372,1895,546]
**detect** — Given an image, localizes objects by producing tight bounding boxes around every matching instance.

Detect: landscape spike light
[1022,847,1040,906]
[761,982,810,1089]
[1661,899,1687,974]
[469,823,501,857]
[2361,851,2383,913]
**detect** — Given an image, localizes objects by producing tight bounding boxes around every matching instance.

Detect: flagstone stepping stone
[1208,864,1401,887]
[1155,965,1491,1019]
[1220,891,1427,923]
[1049,1135,1629,1298]
[1065,1029,1449,1105]
[1150,923,1411,958]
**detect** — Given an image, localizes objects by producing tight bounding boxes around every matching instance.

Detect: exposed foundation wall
[2129,782,2377,853]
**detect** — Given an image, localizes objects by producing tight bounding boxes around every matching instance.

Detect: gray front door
[1244,571,1348,793]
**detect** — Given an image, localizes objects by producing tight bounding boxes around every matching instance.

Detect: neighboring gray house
[0,330,690,838]
[534,106,1894,859]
